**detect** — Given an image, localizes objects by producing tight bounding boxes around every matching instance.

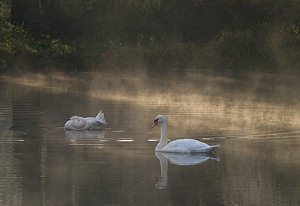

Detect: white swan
[64,110,107,130]
[152,115,219,153]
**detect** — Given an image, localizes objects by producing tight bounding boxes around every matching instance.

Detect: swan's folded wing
[86,117,107,126]
[95,118,107,125]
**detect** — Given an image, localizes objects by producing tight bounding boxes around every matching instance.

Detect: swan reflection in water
[65,130,106,146]
[154,152,219,189]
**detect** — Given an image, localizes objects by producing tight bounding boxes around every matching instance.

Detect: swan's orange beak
[152,121,158,128]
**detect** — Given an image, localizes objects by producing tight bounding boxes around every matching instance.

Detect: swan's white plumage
[159,139,219,153]
[64,110,107,130]
[152,115,219,153]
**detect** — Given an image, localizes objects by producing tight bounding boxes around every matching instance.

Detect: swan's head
[64,119,73,130]
[64,116,86,130]
[152,115,167,128]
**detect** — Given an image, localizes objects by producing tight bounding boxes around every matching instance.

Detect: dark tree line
[1,0,300,72]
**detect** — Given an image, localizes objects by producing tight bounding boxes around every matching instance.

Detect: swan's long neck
[156,120,168,151]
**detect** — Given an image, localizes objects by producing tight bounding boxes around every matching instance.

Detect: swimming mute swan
[152,115,219,153]
[64,110,107,130]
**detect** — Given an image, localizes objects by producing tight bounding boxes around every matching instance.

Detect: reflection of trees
[0,143,23,206]
[219,140,300,206]
[10,89,42,132]
[68,147,164,205]
[10,88,43,205]
[7,85,73,206]
[0,85,23,206]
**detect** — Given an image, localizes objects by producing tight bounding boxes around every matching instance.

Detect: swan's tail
[206,145,220,153]
[96,110,107,124]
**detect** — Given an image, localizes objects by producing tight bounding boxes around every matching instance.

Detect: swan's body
[152,115,219,153]
[64,110,107,130]
[157,139,219,153]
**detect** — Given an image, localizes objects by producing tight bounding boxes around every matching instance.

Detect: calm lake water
[0,71,300,206]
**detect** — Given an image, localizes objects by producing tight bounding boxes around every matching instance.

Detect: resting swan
[152,115,219,153]
[64,110,107,130]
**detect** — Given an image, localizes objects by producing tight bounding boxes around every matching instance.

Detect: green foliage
[0,3,36,71]
[0,2,75,72]
[0,0,300,72]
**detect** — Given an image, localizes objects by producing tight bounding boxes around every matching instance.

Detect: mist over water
[3,70,300,135]
[1,70,300,205]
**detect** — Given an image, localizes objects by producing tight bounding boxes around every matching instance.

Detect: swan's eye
[154,119,158,123]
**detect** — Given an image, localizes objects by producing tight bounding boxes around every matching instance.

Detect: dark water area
[0,71,300,206]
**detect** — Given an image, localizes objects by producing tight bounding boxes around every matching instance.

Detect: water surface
[0,72,300,206]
